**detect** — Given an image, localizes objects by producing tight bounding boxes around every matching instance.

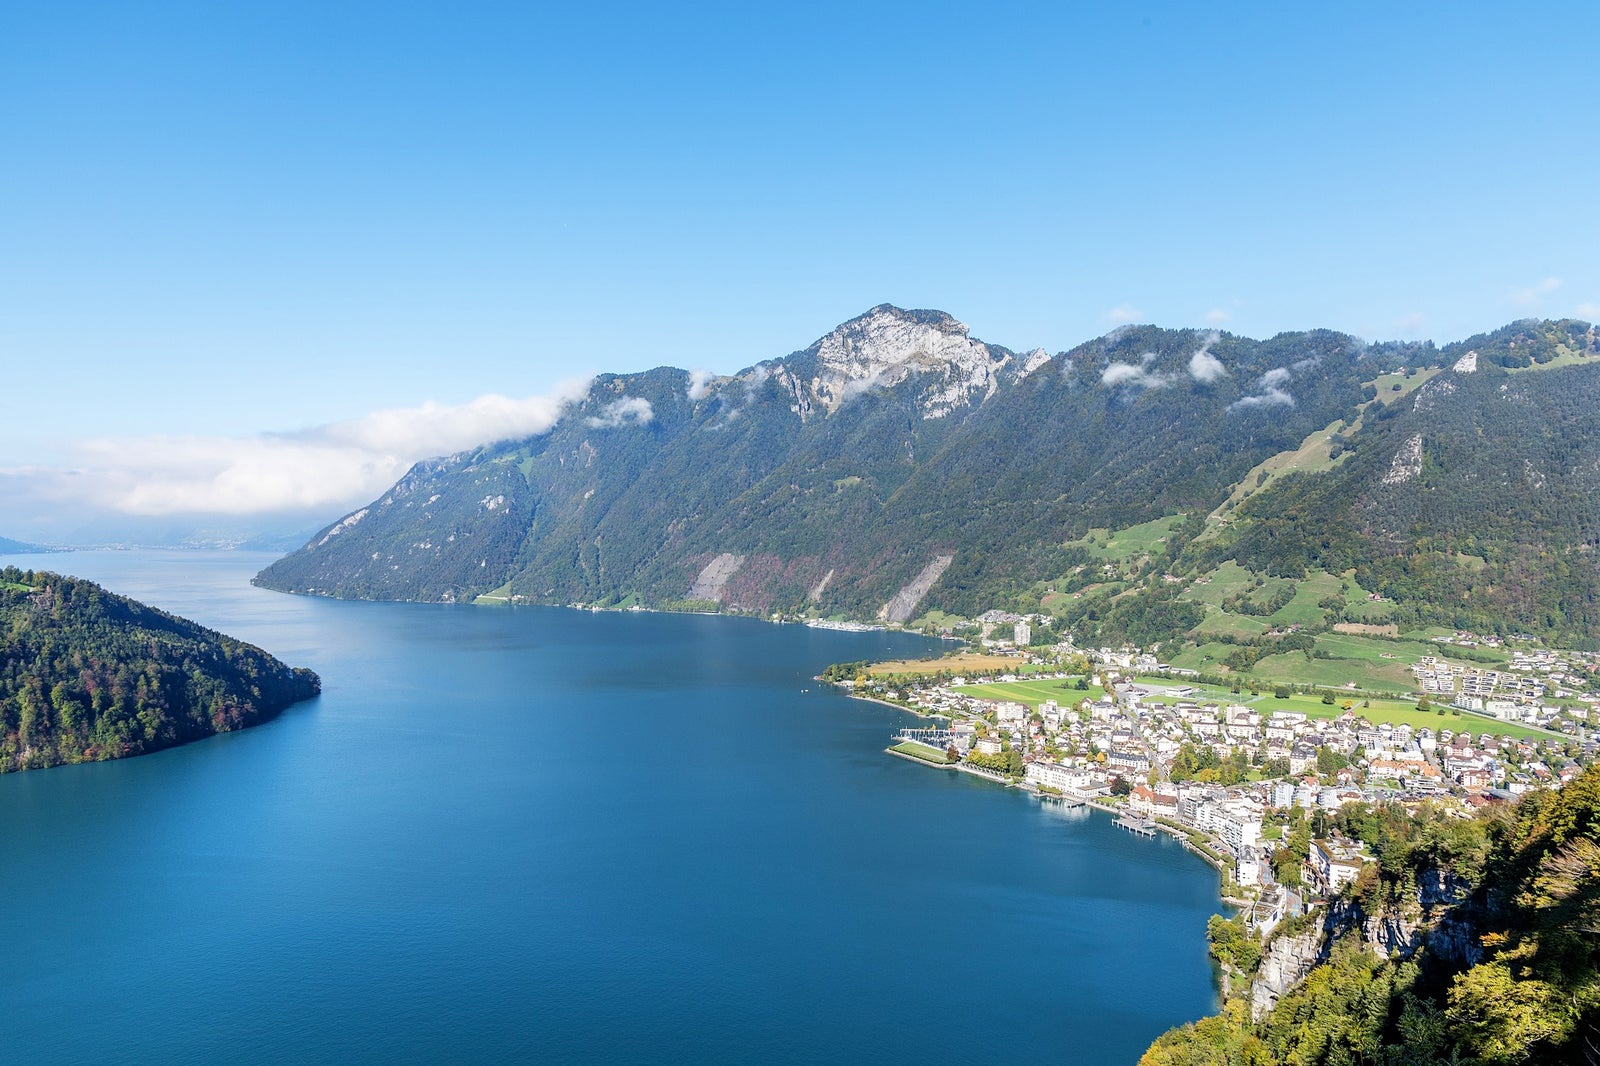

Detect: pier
[1114,815,1158,837]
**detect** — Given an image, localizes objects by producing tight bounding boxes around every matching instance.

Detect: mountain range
[255,307,1600,646]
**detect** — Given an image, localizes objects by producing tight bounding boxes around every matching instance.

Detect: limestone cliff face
[1251,871,1479,1019]
[804,305,1016,419]
[1253,922,1328,1019]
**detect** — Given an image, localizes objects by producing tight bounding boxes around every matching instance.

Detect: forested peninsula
[0,566,319,772]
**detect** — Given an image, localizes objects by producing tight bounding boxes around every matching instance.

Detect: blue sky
[3,2,1598,539]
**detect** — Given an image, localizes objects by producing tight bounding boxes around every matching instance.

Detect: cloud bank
[1,379,594,518]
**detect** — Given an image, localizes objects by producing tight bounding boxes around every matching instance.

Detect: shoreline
[880,731,1235,887]
[847,692,946,719]
[843,688,1234,884]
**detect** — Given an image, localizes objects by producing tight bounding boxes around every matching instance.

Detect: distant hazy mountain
[5,516,322,554]
[0,536,51,554]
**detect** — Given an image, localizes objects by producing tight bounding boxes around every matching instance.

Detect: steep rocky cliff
[1251,871,1480,1019]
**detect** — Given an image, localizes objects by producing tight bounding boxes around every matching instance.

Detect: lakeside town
[824,615,1600,935]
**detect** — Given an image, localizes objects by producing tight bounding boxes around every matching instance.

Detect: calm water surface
[0,551,1221,1064]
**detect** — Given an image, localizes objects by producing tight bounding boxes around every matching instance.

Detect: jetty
[1115,815,1158,837]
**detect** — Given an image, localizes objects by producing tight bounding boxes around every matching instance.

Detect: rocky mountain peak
[807,304,1012,418]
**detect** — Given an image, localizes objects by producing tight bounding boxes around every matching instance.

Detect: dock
[1037,793,1085,809]
[1114,815,1158,837]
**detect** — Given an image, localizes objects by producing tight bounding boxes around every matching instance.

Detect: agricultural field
[950,677,1105,710]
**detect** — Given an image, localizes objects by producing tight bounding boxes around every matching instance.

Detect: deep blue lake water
[0,550,1220,1064]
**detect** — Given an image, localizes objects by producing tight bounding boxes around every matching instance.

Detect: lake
[0,550,1220,1064]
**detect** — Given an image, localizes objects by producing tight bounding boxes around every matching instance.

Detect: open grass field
[1068,515,1186,562]
[1343,600,1398,623]
[1333,622,1400,637]
[1268,572,1343,627]
[1241,691,1564,740]
[1179,561,1259,606]
[950,677,1105,709]
[1370,367,1440,403]
[1190,610,1271,640]
[1248,651,1415,692]
[889,741,952,764]
[1169,627,1514,694]
[1122,675,1565,740]
[1163,642,1239,672]
[908,609,967,630]
[1040,580,1127,612]
[1316,631,1509,667]
[1507,347,1600,374]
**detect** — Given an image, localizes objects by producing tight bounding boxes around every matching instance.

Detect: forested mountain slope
[0,567,320,772]
[1194,320,1600,643]
[256,305,1419,618]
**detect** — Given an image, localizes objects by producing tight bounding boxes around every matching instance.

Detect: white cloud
[1106,304,1143,324]
[0,379,594,517]
[686,369,716,401]
[584,396,655,429]
[1102,352,1175,390]
[1578,301,1600,320]
[1204,308,1231,324]
[309,384,591,455]
[1229,367,1296,412]
[1187,332,1228,383]
[1512,276,1563,306]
